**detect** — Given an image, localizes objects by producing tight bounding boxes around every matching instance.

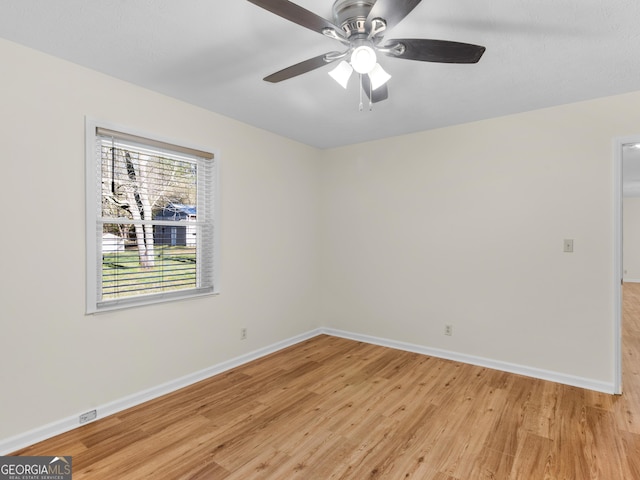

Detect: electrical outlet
[444,325,453,336]
[240,328,247,340]
[79,410,97,424]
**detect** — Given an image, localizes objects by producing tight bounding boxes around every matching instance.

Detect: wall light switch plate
[563,239,574,253]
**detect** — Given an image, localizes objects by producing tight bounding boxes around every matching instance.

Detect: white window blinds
[86,123,217,313]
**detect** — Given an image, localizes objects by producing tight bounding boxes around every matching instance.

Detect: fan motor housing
[332,0,375,37]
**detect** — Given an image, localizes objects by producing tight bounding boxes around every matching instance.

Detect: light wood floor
[12,285,640,479]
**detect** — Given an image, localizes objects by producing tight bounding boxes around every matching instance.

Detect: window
[85,120,218,313]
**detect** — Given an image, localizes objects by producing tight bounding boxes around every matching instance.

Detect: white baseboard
[623,278,640,283]
[318,327,615,395]
[0,328,323,455]
[1,326,614,455]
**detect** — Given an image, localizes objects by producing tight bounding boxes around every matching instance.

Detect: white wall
[318,93,640,385]
[0,39,322,442]
[624,197,640,281]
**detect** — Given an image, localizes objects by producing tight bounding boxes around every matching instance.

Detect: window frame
[85,118,220,314]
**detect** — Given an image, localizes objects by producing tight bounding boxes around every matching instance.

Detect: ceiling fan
[246,0,486,109]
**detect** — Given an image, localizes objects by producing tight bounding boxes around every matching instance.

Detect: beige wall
[2,34,638,444]
[0,39,322,441]
[319,94,640,384]
[624,197,640,281]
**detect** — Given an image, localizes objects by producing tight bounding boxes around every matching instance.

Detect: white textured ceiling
[1,0,640,148]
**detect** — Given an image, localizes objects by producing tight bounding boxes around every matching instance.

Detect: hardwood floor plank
[582,406,633,479]
[622,430,640,479]
[343,405,437,479]
[467,445,515,480]
[508,433,553,480]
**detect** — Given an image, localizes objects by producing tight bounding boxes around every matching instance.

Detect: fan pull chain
[359,74,364,111]
[369,77,373,111]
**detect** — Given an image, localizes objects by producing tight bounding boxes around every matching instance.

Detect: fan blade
[361,75,389,103]
[366,0,422,31]
[264,52,340,83]
[247,0,346,39]
[382,38,485,63]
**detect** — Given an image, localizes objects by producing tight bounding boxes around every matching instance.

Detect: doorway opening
[614,136,640,393]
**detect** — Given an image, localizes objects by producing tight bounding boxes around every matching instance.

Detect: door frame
[613,135,640,394]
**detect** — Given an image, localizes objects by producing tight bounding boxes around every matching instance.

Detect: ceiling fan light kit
[247,0,486,110]
[351,44,377,74]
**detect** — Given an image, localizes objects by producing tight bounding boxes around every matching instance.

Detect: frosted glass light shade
[328,61,353,89]
[368,63,391,90]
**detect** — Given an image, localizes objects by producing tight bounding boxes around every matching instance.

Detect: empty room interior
[2,1,640,478]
